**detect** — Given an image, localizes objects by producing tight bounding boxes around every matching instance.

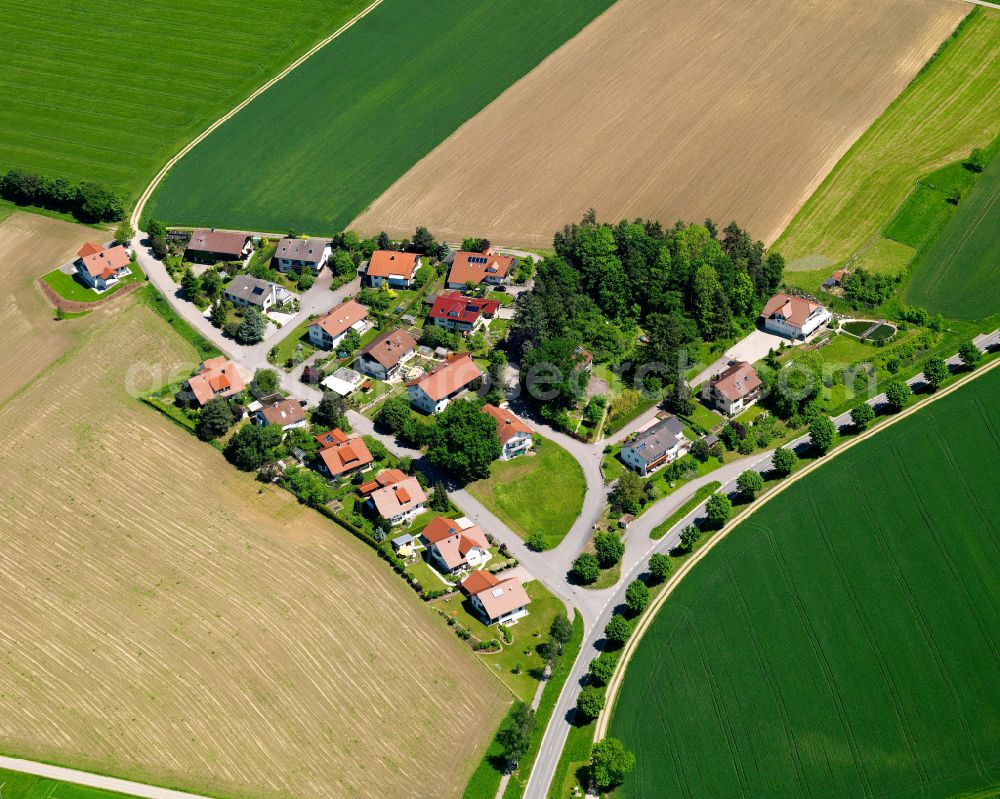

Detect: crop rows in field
[609,365,1000,799]
[0,297,507,799]
[147,0,618,234]
[777,7,1000,269]
[0,0,371,198]
[905,147,1000,319]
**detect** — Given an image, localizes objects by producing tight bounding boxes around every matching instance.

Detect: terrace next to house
[365,249,420,288]
[274,237,331,274]
[185,228,253,264]
[308,298,369,350]
[482,403,534,460]
[428,291,500,334]
[461,570,532,626]
[446,247,514,289]
[706,361,762,417]
[74,242,131,292]
[620,414,690,477]
[759,292,832,340]
[421,516,491,575]
[407,352,483,414]
[355,327,418,381]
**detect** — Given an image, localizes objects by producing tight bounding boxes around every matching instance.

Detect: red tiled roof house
[307,299,368,351]
[74,242,132,292]
[314,428,373,479]
[707,361,762,416]
[365,470,427,526]
[461,570,532,625]
[760,293,831,340]
[482,404,534,460]
[183,357,246,407]
[355,327,418,381]
[421,517,491,575]
[428,291,500,334]
[407,353,483,414]
[446,248,514,289]
[365,250,420,288]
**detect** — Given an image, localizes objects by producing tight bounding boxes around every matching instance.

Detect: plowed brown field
[0,296,506,798]
[351,0,966,247]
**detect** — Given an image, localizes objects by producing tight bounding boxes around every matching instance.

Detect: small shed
[392,533,416,557]
[619,514,635,529]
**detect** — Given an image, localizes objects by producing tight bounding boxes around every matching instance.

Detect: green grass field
[0,0,372,200]
[147,0,617,234]
[777,8,1000,268]
[609,365,1000,798]
[0,768,138,799]
[467,438,585,550]
[905,148,1000,319]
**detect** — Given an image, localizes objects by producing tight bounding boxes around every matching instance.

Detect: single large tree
[196,398,235,441]
[958,339,982,369]
[604,614,632,646]
[588,653,617,686]
[809,417,836,454]
[497,702,535,767]
[223,424,283,471]
[590,737,637,790]
[610,470,646,515]
[648,553,671,583]
[850,401,875,431]
[550,613,573,651]
[235,308,266,345]
[736,469,764,500]
[576,685,605,721]
[922,356,949,390]
[427,399,502,481]
[376,394,411,434]
[624,579,650,615]
[884,379,911,411]
[594,531,625,567]
[572,553,601,585]
[772,446,796,477]
[705,493,733,529]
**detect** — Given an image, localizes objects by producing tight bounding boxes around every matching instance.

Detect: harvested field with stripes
[608,365,1000,799]
[0,0,371,198]
[351,0,965,248]
[0,297,507,799]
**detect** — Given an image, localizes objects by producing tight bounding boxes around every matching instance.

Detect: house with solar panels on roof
[446,247,514,289]
[620,415,690,477]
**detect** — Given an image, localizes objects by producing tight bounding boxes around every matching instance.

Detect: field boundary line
[0,755,217,799]
[963,0,1000,10]
[593,355,1000,743]
[129,0,385,230]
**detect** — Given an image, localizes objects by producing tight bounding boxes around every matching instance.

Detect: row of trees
[0,168,125,223]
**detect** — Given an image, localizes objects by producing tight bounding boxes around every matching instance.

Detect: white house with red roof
[707,361,762,416]
[421,516,491,575]
[760,293,831,340]
[74,242,131,291]
[482,404,534,460]
[428,291,500,334]
[308,299,369,350]
[446,249,514,289]
[365,250,420,288]
[366,470,427,525]
[314,428,373,479]
[461,570,532,625]
[407,353,483,414]
[183,357,246,407]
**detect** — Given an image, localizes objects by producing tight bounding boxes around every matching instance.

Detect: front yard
[432,579,564,701]
[466,437,585,550]
[43,266,143,303]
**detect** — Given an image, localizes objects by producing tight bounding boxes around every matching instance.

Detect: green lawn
[467,438,585,550]
[610,365,1000,799]
[42,266,142,303]
[268,316,316,369]
[0,768,141,799]
[434,580,562,701]
[777,9,1000,268]
[0,0,373,201]
[905,145,1000,319]
[147,0,618,233]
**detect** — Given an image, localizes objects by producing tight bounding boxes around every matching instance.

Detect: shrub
[525,531,547,552]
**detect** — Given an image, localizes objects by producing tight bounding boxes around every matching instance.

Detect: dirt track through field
[351,0,966,247]
[0,299,507,799]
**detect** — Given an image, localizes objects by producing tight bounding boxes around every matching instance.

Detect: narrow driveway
[0,756,214,799]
